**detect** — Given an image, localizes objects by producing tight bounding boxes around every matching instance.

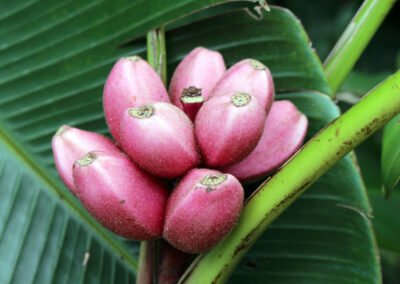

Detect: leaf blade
[0,138,136,283]
[171,8,384,283]
[0,3,383,283]
[0,1,245,282]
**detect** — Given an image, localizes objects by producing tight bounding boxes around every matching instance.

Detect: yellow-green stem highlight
[324,0,396,94]
[180,71,400,283]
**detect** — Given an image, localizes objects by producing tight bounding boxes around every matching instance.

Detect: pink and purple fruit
[73,151,169,240]
[195,92,265,167]
[222,101,308,182]
[169,47,226,112]
[103,56,170,143]
[120,102,200,178]
[51,125,119,194]
[163,168,244,253]
[210,58,274,112]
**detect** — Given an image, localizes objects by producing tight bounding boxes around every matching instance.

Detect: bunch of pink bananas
[52,47,308,253]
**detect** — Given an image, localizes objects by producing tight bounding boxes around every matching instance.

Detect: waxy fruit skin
[195,92,266,167]
[51,125,119,194]
[210,58,274,112]
[73,151,169,240]
[169,47,226,110]
[120,102,200,178]
[222,101,308,182]
[163,169,244,253]
[103,56,170,144]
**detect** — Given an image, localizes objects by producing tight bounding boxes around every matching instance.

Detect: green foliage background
[0,0,398,283]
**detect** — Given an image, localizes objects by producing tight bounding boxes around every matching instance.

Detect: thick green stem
[180,71,400,283]
[147,26,167,85]
[324,0,396,95]
[136,26,167,284]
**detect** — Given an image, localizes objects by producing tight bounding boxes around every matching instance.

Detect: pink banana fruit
[210,58,274,112]
[51,125,119,195]
[120,102,200,178]
[103,56,170,143]
[73,151,169,240]
[169,47,226,119]
[195,92,265,167]
[163,168,244,253]
[222,100,308,182]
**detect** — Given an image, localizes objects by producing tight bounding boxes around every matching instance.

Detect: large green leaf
[0,1,253,282]
[0,138,136,283]
[338,66,400,282]
[356,133,400,255]
[355,130,400,284]
[0,0,245,172]
[381,113,400,199]
[0,3,380,284]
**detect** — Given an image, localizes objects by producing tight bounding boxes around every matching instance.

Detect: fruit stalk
[136,241,157,284]
[136,25,167,284]
[158,241,192,284]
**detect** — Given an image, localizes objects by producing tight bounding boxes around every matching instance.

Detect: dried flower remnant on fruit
[249,59,266,70]
[128,105,155,119]
[232,93,251,107]
[182,86,202,99]
[180,86,205,121]
[127,55,141,62]
[200,174,227,186]
[181,94,205,104]
[77,153,97,166]
[55,125,68,136]
[201,174,228,192]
